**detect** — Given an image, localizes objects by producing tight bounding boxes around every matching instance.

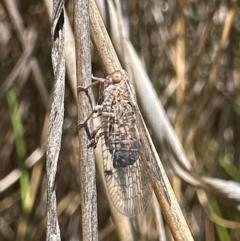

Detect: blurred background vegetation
[1,0,240,240]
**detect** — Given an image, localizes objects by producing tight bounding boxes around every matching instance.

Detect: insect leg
[77,75,107,92]
[78,105,103,129]
[78,104,103,148]
[78,109,95,130]
[77,74,107,147]
[87,127,105,148]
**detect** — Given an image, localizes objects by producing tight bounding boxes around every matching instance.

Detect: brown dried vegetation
[1,0,240,240]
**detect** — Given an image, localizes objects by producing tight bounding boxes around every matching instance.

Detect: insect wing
[102,153,152,216]
[101,95,152,216]
[135,108,171,205]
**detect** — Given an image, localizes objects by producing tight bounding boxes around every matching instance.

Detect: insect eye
[112,72,122,83]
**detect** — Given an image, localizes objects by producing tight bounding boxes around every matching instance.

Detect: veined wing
[124,69,170,205]
[101,89,152,216]
[134,106,171,205]
[102,154,152,216]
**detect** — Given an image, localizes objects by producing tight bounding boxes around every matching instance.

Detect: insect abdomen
[109,131,141,168]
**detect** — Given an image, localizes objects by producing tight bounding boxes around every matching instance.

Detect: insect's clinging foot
[87,138,97,148]
[77,86,87,93]
[78,122,85,129]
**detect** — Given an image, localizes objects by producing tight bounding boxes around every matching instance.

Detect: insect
[78,69,169,216]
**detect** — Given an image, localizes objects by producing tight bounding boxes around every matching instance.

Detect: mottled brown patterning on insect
[78,69,169,216]
[101,74,141,169]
